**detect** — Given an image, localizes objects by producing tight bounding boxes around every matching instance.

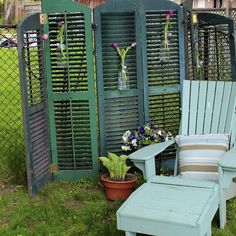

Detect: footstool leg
[205,225,211,236]
[125,232,136,236]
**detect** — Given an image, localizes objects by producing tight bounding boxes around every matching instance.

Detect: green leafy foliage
[99,153,130,181]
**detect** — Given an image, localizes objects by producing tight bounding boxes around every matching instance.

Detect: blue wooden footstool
[117,176,219,236]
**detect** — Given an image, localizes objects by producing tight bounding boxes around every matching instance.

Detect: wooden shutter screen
[141,0,184,136]
[196,13,236,81]
[187,10,236,81]
[18,13,51,194]
[94,0,145,155]
[42,0,99,179]
[95,0,185,156]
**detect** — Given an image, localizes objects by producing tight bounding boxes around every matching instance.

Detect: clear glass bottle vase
[57,43,67,68]
[159,41,170,62]
[118,61,129,91]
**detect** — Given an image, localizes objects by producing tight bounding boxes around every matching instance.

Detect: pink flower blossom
[41,34,49,41]
[166,9,174,19]
[131,42,137,47]
[112,42,118,49]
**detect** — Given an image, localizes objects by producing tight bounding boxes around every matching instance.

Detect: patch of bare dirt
[63,199,84,209]
[0,178,24,195]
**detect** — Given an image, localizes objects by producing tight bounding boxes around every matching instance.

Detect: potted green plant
[99,153,137,200]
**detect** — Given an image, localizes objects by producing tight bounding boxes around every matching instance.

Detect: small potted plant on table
[99,153,137,200]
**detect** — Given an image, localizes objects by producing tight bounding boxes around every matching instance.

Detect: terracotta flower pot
[101,173,137,200]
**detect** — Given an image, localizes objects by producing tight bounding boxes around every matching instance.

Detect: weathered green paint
[142,0,184,139]
[192,13,236,81]
[17,13,51,195]
[94,0,185,156]
[94,0,144,156]
[42,0,99,179]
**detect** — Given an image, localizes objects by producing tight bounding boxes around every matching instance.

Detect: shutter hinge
[50,164,58,174]
[40,14,48,25]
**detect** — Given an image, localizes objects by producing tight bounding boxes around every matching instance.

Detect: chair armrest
[218,146,236,170]
[128,139,175,181]
[129,139,175,161]
[218,146,236,190]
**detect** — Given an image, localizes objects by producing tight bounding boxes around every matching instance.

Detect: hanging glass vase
[57,43,67,68]
[159,41,170,62]
[118,61,129,91]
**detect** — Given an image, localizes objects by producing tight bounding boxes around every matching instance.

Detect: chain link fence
[0,6,236,184]
[0,25,26,183]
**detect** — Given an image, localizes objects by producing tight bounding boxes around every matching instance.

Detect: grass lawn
[0,177,236,236]
[0,178,123,236]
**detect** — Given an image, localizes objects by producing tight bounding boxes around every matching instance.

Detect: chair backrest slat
[181,81,191,135]
[203,81,216,134]
[211,82,225,133]
[218,82,232,133]
[225,83,236,133]
[196,81,207,134]
[181,81,236,146]
[188,81,199,135]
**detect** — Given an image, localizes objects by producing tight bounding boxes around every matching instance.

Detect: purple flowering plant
[112,42,136,81]
[112,42,136,62]
[121,123,173,152]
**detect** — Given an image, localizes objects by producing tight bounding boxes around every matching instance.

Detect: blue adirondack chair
[117,80,236,236]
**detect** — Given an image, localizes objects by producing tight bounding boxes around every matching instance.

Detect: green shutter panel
[186,10,236,81]
[140,0,185,167]
[42,1,98,179]
[141,0,185,135]
[94,0,145,155]
[17,13,51,194]
[193,13,236,81]
[94,0,185,157]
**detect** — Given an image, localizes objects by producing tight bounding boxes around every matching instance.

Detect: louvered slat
[101,12,137,91]
[105,97,139,154]
[48,12,88,93]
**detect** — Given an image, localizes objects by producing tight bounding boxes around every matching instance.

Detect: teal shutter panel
[42,1,98,179]
[187,11,236,81]
[141,0,185,135]
[94,0,145,155]
[94,0,185,157]
[196,13,236,81]
[140,0,185,167]
[17,13,51,194]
